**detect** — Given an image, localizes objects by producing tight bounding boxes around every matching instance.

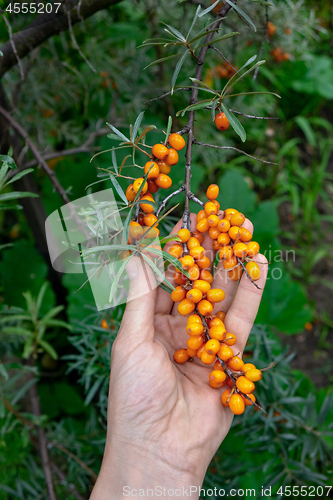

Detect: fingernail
[126,259,138,280]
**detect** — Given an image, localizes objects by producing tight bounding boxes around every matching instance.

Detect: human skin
[90,213,268,499]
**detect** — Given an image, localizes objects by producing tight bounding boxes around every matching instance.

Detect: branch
[156,185,185,217]
[208,44,243,81]
[49,442,97,481]
[0,9,24,80]
[193,139,277,165]
[228,109,279,120]
[0,0,123,78]
[188,192,204,208]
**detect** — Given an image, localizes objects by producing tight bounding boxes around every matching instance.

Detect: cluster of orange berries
[125,133,186,245]
[204,60,237,87]
[172,184,262,415]
[271,47,290,63]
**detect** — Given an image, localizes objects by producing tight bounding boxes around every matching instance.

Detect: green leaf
[0,162,9,184]
[0,364,8,380]
[143,246,190,279]
[85,376,104,405]
[189,77,218,94]
[132,111,145,141]
[39,339,58,360]
[106,123,130,142]
[250,0,273,4]
[227,60,266,90]
[109,254,132,302]
[188,28,219,45]
[109,174,128,204]
[177,98,214,117]
[158,282,173,294]
[164,116,173,145]
[0,314,31,323]
[135,125,157,144]
[36,282,48,316]
[187,5,201,38]
[42,319,72,330]
[199,0,219,17]
[0,191,38,202]
[171,50,189,93]
[111,148,118,174]
[224,0,257,31]
[221,103,246,142]
[81,244,136,257]
[141,253,176,291]
[0,154,16,169]
[144,54,179,70]
[196,31,240,48]
[295,116,316,147]
[5,168,34,185]
[162,23,186,42]
[2,326,33,336]
[159,234,182,244]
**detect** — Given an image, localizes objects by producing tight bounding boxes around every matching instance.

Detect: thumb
[118,256,157,345]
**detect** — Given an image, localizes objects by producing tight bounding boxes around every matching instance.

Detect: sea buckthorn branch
[192,138,277,165]
[188,192,204,208]
[155,184,185,218]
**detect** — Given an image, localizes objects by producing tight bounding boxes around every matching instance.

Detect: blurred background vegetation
[0,0,332,498]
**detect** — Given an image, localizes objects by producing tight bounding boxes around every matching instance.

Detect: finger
[223,253,268,353]
[117,256,157,345]
[212,218,254,313]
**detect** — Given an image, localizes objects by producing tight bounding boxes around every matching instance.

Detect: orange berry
[213,240,220,251]
[121,250,132,261]
[157,160,171,175]
[197,299,213,316]
[126,184,136,202]
[207,214,219,227]
[209,370,226,387]
[168,244,183,259]
[206,184,219,200]
[187,237,200,250]
[196,218,210,233]
[246,241,260,257]
[207,317,223,328]
[201,351,216,365]
[245,368,262,382]
[267,21,276,37]
[212,200,220,211]
[193,280,211,294]
[233,242,247,259]
[216,311,226,321]
[129,221,144,240]
[228,267,243,281]
[204,201,218,216]
[226,377,234,388]
[189,246,205,260]
[209,227,220,240]
[152,143,169,161]
[155,173,172,189]
[242,363,256,373]
[174,271,187,286]
[196,210,206,222]
[245,261,261,281]
[239,227,252,242]
[243,393,256,406]
[218,344,233,361]
[205,339,221,355]
[207,288,225,303]
[236,376,255,394]
[218,233,231,246]
[196,344,206,359]
[187,335,204,351]
[219,246,233,260]
[229,394,245,415]
[177,299,196,316]
[196,256,211,270]
[229,226,241,241]
[168,133,185,151]
[217,219,230,233]
[214,359,224,370]
[192,231,204,244]
[230,212,245,227]
[187,347,197,357]
[177,228,191,242]
[188,264,200,281]
[186,288,203,303]
[209,326,226,342]
[227,356,244,371]
[101,319,108,329]
[143,226,159,239]
[285,27,292,35]
[187,314,202,324]
[139,194,155,213]
[173,349,189,364]
[223,333,237,346]
[166,148,179,166]
[221,388,232,407]
[186,322,204,336]
[215,112,230,131]
[144,161,159,179]
[200,269,213,283]
[147,178,159,193]
[223,255,238,270]
[179,255,195,270]
[224,208,238,216]
[133,177,148,194]
[171,286,186,302]
[143,214,158,227]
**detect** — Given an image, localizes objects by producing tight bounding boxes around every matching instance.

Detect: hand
[90,213,268,499]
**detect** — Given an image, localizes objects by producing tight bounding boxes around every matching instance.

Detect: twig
[188,192,204,207]
[237,257,263,289]
[66,6,97,73]
[229,109,279,120]
[193,139,277,165]
[144,87,191,103]
[0,9,24,80]
[49,442,97,481]
[208,45,243,81]
[156,185,185,217]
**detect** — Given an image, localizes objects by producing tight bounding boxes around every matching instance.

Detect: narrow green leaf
[141,253,176,291]
[0,162,9,184]
[163,23,186,42]
[187,5,201,38]
[164,116,173,145]
[144,54,179,70]
[132,111,145,142]
[224,0,257,31]
[111,149,118,174]
[158,281,173,294]
[81,244,136,257]
[106,123,130,142]
[188,28,219,45]
[107,133,124,142]
[0,155,16,169]
[36,283,48,316]
[2,327,33,337]
[196,31,240,48]
[0,364,8,380]
[135,125,157,144]
[85,376,104,405]
[221,103,246,142]
[6,168,34,185]
[110,174,128,204]
[250,0,273,5]
[109,254,132,303]
[42,319,72,330]
[176,99,214,117]
[189,77,218,94]
[211,98,219,121]
[199,0,219,17]
[0,314,31,323]
[39,340,58,360]
[225,91,281,99]
[159,235,182,244]
[41,305,64,323]
[228,60,266,89]
[171,50,189,93]
[0,191,38,202]
[144,247,190,278]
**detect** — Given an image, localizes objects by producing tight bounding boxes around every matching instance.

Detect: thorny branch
[193,139,277,165]
[156,185,185,217]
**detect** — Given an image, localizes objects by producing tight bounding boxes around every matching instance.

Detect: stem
[156,185,185,217]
